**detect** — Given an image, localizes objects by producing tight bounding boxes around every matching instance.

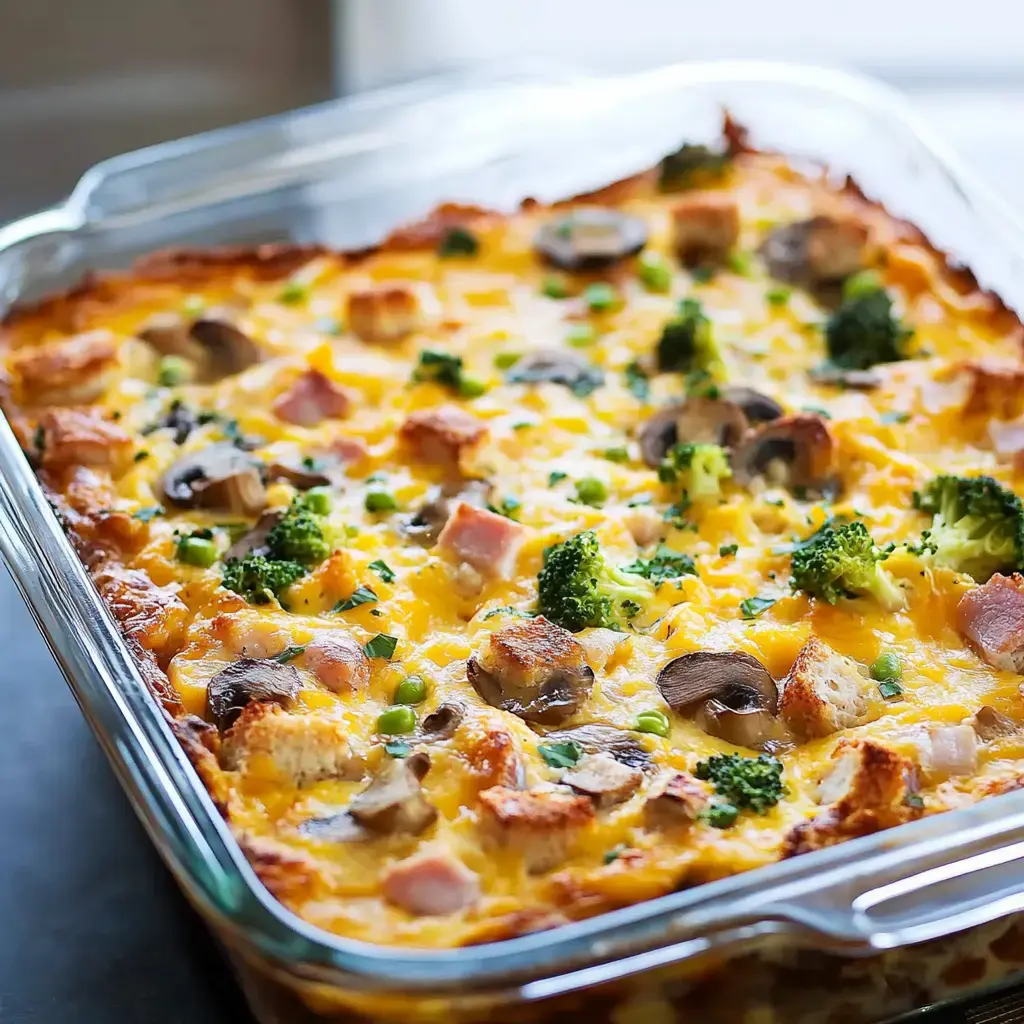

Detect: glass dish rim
[3,59,1024,996]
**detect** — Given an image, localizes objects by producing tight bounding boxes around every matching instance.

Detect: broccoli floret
[222,554,305,605]
[659,443,731,502]
[790,520,905,610]
[538,530,652,632]
[656,298,725,378]
[265,494,332,566]
[621,543,697,584]
[695,753,785,815]
[824,287,913,371]
[658,143,730,193]
[913,474,1024,581]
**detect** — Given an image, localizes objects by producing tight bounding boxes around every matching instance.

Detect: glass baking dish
[5,61,1024,1023]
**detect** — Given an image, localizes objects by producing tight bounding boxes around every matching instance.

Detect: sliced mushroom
[141,399,198,446]
[225,510,283,561]
[968,705,1020,742]
[207,657,300,731]
[139,308,260,381]
[731,414,837,495]
[720,386,784,426]
[562,753,643,808]
[162,442,267,514]
[298,811,370,843]
[467,617,594,725]
[808,365,883,391]
[266,453,341,490]
[638,397,748,468]
[534,208,647,271]
[656,651,781,749]
[400,480,493,547]
[540,724,652,770]
[760,215,867,289]
[348,751,437,835]
[417,702,466,742]
[506,350,604,398]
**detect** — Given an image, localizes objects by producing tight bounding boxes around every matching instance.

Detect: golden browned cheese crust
[5,124,1024,950]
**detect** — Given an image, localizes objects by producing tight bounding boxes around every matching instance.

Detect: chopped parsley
[335,585,378,612]
[719,544,739,557]
[538,740,584,769]
[624,360,650,401]
[739,596,776,619]
[133,506,165,523]
[621,544,697,583]
[368,559,396,584]
[362,633,398,660]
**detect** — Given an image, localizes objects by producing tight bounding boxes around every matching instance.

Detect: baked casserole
[6,121,1024,950]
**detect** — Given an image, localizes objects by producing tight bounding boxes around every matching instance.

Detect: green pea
[394,674,427,706]
[177,535,218,568]
[278,280,308,305]
[458,376,487,398]
[575,477,608,506]
[377,706,417,735]
[565,323,597,348]
[637,250,672,293]
[871,652,902,682]
[765,286,791,307]
[634,709,670,737]
[702,801,739,829]
[158,355,192,387]
[494,351,521,370]
[541,275,569,299]
[365,490,398,513]
[303,486,332,516]
[584,282,620,312]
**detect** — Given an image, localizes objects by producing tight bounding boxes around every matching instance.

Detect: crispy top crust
[5,121,1024,950]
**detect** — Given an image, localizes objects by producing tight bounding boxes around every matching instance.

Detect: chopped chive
[368,559,396,583]
[133,450,150,463]
[335,585,378,613]
[548,471,568,486]
[272,645,308,664]
[739,596,776,619]
[362,633,398,660]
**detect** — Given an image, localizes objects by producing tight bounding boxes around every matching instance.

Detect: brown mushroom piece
[467,617,594,725]
[656,651,782,749]
[416,702,466,742]
[760,215,868,289]
[809,365,883,391]
[207,657,300,731]
[224,510,283,560]
[162,442,267,515]
[505,350,604,398]
[266,453,342,490]
[969,705,1020,742]
[561,753,642,808]
[534,208,648,271]
[539,724,652,770]
[139,309,261,381]
[731,414,837,495]
[720,386,784,426]
[348,751,437,835]
[400,480,493,547]
[638,397,748,468]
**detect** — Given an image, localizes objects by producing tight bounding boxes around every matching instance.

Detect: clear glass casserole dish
[6,62,1024,1023]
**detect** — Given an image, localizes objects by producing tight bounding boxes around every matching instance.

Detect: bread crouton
[643,771,710,830]
[38,407,134,474]
[347,283,428,344]
[779,636,875,739]
[671,192,740,266]
[10,329,119,405]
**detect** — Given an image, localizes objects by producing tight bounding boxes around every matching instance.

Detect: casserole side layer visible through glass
[4,62,1024,1021]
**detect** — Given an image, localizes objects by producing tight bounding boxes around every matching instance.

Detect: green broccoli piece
[658,142,730,193]
[659,443,731,502]
[791,520,905,610]
[656,298,725,378]
[695,753,785,815]
[222,554,305,605]
[538,530,652,632]
[912,474,1024,581]
[824,287,913,371]
[266,494,332,566]
[621,543,697,584]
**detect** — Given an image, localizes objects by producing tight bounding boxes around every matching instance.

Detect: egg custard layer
[6,134,1024,949]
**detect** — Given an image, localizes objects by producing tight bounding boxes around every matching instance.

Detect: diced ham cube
[399,404,487,466]
[957,574,1024,673]
[38,408,134,474]
[436,502,525,579]
[381,850,480,916]
[671,192,740,265]
[805,214,870,281]
[303,632,371,694]
[347,283,426,344]
[272,370,352,427]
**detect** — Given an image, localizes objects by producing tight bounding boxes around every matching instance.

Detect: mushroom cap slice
[534,208,648,271]
[162,442,267,515]
[207,657,300,731]
[348,752,437,835]
[638,397,748,468]
[719,386,784,426]
[506,350,604,398]
[731,414,837,494]
[539,724,652,770]
[190,316,262,378]
[225,510,283,561]
[467,657,593,726]
[266,456,337,490]
[417,702,466,742]
[400,480,493,548]
[657,650,781,749]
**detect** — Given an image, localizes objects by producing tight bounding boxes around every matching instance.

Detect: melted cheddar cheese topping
[6,142,1024,949]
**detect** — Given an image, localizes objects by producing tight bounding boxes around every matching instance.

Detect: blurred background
[4,0,1024,222]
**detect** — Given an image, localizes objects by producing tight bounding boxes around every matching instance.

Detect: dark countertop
[0,570,254,1023]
